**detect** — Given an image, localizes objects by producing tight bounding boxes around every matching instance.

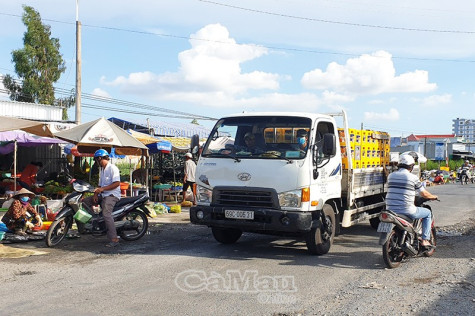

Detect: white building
[452,118,475,142]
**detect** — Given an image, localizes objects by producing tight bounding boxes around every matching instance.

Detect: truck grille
[213,187,278,208]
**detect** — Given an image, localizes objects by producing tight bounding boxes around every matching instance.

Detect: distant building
[452,118,475,142]
[391,134,459,160]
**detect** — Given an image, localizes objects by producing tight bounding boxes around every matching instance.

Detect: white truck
[190,111,389,255]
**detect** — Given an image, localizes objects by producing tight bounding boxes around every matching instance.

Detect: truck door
[311,121,342,204]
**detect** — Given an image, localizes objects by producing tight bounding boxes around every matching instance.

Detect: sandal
[105,241,120,248]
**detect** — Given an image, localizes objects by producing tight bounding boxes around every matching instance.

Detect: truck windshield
[202,116,312,160]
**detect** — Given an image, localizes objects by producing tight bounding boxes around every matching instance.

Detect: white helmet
[399,154,415,166]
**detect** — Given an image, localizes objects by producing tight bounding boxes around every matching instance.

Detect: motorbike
[377,197,437,269]
[457,168,473,185]
[46,179,151,247]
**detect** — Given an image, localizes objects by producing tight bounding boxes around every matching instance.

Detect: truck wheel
[305,204,335,255]
[212,227,242,244]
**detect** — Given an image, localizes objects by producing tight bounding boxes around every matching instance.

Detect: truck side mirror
[191,134,200,154]
[322,133,336,157]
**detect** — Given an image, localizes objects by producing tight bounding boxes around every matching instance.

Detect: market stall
[54,118,149,197]
[0,130,66,193]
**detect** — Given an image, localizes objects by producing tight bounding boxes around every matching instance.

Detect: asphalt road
[0,183,474,315]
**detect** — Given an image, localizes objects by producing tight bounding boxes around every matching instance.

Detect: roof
[109,117,212,139]
[0,100,63,121]
[407,134,456,141]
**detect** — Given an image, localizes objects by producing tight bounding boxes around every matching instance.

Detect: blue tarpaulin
[146,141,172,154]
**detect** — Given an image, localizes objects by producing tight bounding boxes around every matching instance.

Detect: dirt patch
[0,244,49,259]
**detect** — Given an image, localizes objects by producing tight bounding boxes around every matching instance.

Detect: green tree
[2,5,67,106]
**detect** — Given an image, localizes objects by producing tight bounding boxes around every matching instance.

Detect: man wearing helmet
[386,154,438,248]
[83,149,121,247]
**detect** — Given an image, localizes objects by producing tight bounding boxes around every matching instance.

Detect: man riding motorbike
[385,154,438,248]
[459,160,473,183]
[82,149,121,247]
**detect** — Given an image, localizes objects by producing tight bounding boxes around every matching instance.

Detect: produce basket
[73,208,92,224]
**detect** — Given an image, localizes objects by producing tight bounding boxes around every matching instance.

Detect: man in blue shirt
[83,149,121,247]
[386,154,438,247]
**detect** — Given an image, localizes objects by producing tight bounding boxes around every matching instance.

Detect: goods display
[338,128,390,169]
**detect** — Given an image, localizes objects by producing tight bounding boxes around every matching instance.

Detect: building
[391,134,460,160]
[452,118,475,142]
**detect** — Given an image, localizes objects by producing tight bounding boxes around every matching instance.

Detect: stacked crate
[338,128,390,169]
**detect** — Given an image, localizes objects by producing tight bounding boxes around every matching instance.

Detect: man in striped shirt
[386,154,438,247]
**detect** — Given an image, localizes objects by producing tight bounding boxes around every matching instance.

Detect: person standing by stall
[82,149,121,247]
[183,153,196,205]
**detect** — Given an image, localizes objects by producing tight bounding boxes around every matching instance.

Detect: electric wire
[0,75,218,121]
[0,11,474,64]
[197,0,475,34]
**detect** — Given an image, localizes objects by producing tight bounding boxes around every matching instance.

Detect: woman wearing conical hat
[1,188,42,235]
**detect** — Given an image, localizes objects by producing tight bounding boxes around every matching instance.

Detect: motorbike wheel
[305,204,335,255]
[46,215,73,247]
[119,209,148,241]
[211,227,242,244]
[382,229,405,269]
[423,227,437,257]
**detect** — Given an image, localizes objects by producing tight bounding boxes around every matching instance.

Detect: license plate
[225,210,254,220]
[377,222,394,233]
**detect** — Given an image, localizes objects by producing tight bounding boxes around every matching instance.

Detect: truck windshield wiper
[262,151,293,164]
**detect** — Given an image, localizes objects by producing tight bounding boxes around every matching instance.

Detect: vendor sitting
[19,161,43,190]
[1,188,42,235]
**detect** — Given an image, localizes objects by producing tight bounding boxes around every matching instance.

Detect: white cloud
[301,51,437,96]
[91,88,111,99]
[321,91,355,104]
[415,93,452,107]
[364,108,400,121]
[103,24,281,105]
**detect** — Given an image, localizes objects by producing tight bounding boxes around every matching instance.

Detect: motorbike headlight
[196,185,213,204]
[278,189,302,208]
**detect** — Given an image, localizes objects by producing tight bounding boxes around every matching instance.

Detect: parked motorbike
[377,197,437,269]
[46,179,151,247]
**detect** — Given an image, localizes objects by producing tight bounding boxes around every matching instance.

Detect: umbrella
[0,130,65,154]
[401,151,427,163]
[0,115,53,137]
[54,117,148,156]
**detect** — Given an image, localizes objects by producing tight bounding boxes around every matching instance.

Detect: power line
[198,0,475,34]
[0,75,218,121]
[1,11,475,64]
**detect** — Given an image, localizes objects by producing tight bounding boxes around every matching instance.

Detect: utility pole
[75,0,82,124]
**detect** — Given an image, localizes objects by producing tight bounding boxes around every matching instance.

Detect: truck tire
[212,227,242,244]
[305,204,335,255]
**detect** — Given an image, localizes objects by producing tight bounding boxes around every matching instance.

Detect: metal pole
[13,141,17,193]
[75,1,82,124]
[172,152,177,203]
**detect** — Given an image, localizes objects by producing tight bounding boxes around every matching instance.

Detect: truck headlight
[196,185,212,204]
[278,189,302,208]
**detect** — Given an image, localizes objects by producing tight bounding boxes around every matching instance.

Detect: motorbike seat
[385,210,413,223]
[114,195,145,208]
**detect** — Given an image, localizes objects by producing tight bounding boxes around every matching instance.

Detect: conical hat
[14,188,35,199]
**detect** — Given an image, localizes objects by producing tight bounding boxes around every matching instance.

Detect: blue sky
[1,0,474,137]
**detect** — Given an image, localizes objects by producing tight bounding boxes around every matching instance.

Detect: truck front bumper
[190,205,313,233]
